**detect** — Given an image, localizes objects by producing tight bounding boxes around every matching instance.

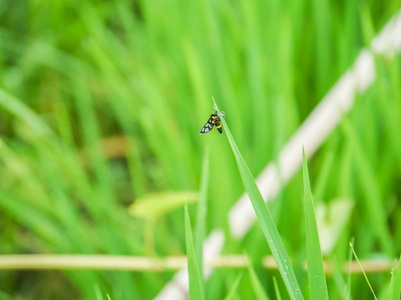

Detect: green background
[0,0,400,299]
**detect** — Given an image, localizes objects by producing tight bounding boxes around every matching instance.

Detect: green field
[1,0,401,299]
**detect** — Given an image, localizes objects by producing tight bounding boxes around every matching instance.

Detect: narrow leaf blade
[302,148,329,300]
[213,99,303,300]
[247,257,270,300]
[185,206,205,300]
[273,277,282,300]
[224,273,243,300]
[194,147,210,290]
[391,256,401,300]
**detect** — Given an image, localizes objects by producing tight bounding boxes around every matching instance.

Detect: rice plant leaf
[0,88,52,136]
[272,277,282,300]
[390,256,401,300]
[341,118,393,255]
[302,148,329,300]
[388,259,397,300]
[349,242,377,300]
[185,205,205,300]
[223,273,243,300]
[213,99,303,300]
[194,147,210,290]
[344,237,354,300]
[129,191,198,220]
[94,284,104,300]
[247,257,270,300]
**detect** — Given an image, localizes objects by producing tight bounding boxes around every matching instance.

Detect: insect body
[200,111,225,135]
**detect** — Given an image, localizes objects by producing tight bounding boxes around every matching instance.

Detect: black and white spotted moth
[200,111,225,135]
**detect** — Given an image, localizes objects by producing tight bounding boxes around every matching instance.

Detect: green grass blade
[344,237,354,300]
[214,100,303,300]
[0,88,52,136]
[302,148,329,300]
[390,256,401,300]
[341,118,394,256]
[273,277,282,300]
[247,257,270,300]
[388,259,397,300]
[94,284,104,300]
[128,191,199,220]
[194,147,210,290]
[185,205,205,300]
[349,242,378,300]
[224,273,243,300]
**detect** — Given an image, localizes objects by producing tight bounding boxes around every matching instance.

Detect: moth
[200,111,225,135]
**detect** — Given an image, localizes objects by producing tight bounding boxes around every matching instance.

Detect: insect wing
[200,117,214,135]
[215,111,224,133]
[215,121,223,133]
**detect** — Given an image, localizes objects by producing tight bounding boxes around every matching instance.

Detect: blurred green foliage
[0,0,400,299]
